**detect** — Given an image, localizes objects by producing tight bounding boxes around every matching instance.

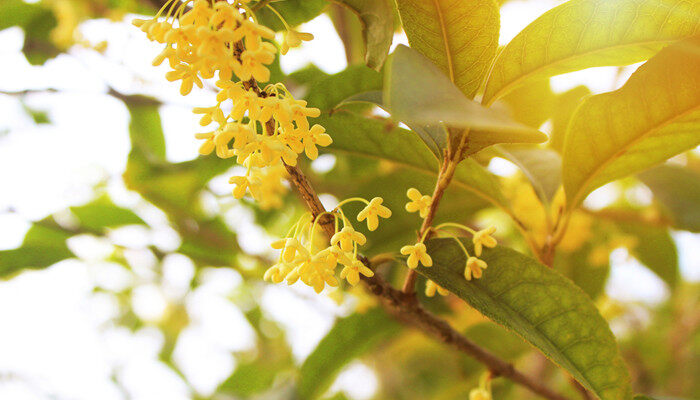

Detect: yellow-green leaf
[385,46,546,136]
[419,239,632,400]
[563,36,700,208]
[396,0,500,98]
[483,0,700,104]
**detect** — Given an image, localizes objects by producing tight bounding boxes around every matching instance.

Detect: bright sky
[0,1,698,399]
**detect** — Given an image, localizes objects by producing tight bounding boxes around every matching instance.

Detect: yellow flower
[340,258,374,286]
[405,188,432,218]
[263,262,294,284]
[425,280,448,297]
[281,29,314,55]
[472,226,497,257]
[469,388,491,400]
[465,257,487,281]
[289,99,321,131]
[400,242,432,269]
[193,106,226,127]
[357,197,392,231]
[301,124,333,160]
[229,176,251,199]
[234,43,277,82]
[331,226,367,252]
[271,237,307,263]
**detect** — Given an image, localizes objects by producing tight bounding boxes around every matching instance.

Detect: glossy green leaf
[318,112,510,211]
[498,145,562,204]
[256,0,328,31]
[563,37,700,208]
[417,239,632,400]
[0,218,74,278]
[619,222,679,289]
[385,45,546,139]
[336,90,446,158]
[639,165,700,233]
[395,0,500,98]
[297,308,401,399]
[70,195,146,232]
[483,0,700,104]
[332,0,395,70]
[306,65,383,112]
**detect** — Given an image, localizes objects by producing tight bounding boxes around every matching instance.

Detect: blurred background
[0,0,698,399]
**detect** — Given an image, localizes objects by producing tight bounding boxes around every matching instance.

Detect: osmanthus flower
[465,257,487,281]
[331,226,367,252]
[134,0,336,212]
[425,280,449,297]
[400,242,432,269]
[357,197,393,231]
[427,222,498,282]
[472,226,497,257]
[281,29,314,55]
[405,188,432,218]
[469,373,493,400]
[340,258,374,286]
[263,198,390,292]
[301,124,333,160]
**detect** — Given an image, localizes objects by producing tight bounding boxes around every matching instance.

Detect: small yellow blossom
[357,197,392,231]
[301,124,333,160]
[469,388,491,400]
[405,188,432,218]
[425,280,449,297]
[339,258,374,286]
[472,226,497,256]
[465,257,487,280]
[331,226,366,252]
[281,29,314,55]
[400,242,432,269]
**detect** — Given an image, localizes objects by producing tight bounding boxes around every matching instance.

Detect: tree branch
[283,162,570,400]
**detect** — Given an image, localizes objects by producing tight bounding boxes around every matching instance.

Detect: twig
[282,162,570,400]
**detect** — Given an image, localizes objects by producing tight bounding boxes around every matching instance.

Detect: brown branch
[283,162,569,400]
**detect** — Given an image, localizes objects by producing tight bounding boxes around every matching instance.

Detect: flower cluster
[134,0,325,210]
[264,198,392,293]
[402,188,499,296]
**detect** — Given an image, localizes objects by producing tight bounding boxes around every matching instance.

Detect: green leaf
[498,146,562,204]
[332,0,395,70]
[483,0,700,104]
[306,65,383,111]
[395,0,500,98]
[549,86,591,153]
[318,112,510,211]
[336,90,446,159]
[70,195,146,232]
[256,0,327,31]
[563,37,700,208]
[618,222,679,288]
[0,218,74,278]
[297,308,401,400]
[556,243,610,300]
[0,0,59,65]
[500,79,557,128]
[417,239,632,400]
[125,95,166,161]
[639,165,700,233]
[385,45,546,139]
